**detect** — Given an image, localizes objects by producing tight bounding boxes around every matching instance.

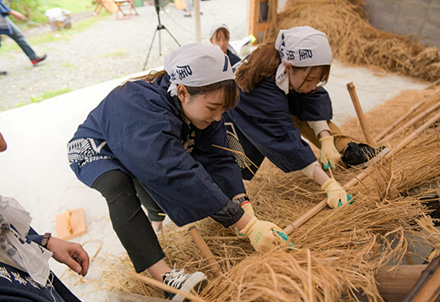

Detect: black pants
[92,170,165,273]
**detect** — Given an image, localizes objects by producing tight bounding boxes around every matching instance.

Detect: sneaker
[32,54,47,66]
[0,71,6,76]
[163,268,207,302]
[341,142,386,168]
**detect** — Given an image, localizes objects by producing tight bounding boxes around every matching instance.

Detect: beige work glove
[241,201,255,218]
[322,178,352,208]
[319,136,341,170]
[239,217,290,252]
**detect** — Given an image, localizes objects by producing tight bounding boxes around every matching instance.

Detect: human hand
[319,136,341,170]
[46,237,89,277]
[322,178,352,208]
[239,217,290,252]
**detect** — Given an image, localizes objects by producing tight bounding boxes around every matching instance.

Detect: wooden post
[188,226,223,277]
[375,265,426,302]
[194,0,201,43]
[347,82,377,147]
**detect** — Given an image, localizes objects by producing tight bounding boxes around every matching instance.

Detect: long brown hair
[236,42,331,93]
[129,70,239,110]
[235,41,280,92]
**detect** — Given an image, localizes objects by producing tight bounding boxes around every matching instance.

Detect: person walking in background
[0,0,47,75]
[183,0,192,17]
[209,23,241,66]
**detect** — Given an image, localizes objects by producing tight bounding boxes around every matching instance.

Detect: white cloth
[307,120,331,137]
[300,160,320,179]
[274,26,332,94]
[164,43,234,97]
[209,23,229,39]
[0,196,52,286]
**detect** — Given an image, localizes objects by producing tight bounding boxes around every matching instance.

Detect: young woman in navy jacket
[68,44,289,301]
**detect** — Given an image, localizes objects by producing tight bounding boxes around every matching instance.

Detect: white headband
[164,43,234,96]
[209,23,229,39]
[274,26,332,94]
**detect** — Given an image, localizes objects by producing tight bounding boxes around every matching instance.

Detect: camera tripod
[143,0,181,71]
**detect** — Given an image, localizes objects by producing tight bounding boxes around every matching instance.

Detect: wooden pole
[194,0,201,43]
[188,226,223,277]
[347,82,377,147]
[375,265,426,302]
[128,271,207,302]
[380,100,440,143]
[283,111,440,235]
[375,95,428,142]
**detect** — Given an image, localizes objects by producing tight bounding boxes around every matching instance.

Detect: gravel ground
[0,0,248,111]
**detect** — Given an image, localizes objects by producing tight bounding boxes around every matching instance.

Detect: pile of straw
[91,88,440,301]
[267,0,440,83]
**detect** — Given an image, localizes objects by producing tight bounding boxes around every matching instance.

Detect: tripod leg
[143,28,158,71]
[158,27,162,56]
[164,27,181,47]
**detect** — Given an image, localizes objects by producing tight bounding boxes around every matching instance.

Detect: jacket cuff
[210,200,244,227]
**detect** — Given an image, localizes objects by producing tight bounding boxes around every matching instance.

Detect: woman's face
[177,85,226,130]
[210,30,229,54]
[286,63,323,94]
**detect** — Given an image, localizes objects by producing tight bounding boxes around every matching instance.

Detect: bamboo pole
[188,226,223,277]
[347,82,377,147]
[412,266,440,302]
[380,100,440,143]
[283,111,440,235]
[128,272,207,302]
[375,95,429,142]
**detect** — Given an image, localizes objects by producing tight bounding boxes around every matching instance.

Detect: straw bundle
[268,0,440,83]
[93,89,440,301]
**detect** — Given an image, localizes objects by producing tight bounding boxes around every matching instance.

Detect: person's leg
[6,18,37,61]
[133,178,165,232]
[184,0,192,16]
[91,169,165,273]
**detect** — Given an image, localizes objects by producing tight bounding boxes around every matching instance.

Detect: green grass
[29,87,73,103]
[11,0,96,25]
[0,14,108,53]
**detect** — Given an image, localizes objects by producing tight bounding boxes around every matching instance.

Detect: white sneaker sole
[171,272,208,302]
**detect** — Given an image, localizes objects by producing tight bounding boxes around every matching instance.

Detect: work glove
[322,178,353,208]
[319,136,341,170]
[241,201,255,218]
[239,217,290,252]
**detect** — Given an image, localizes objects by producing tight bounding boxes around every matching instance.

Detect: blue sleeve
[0,0,11,16]
[288,87,333,121]
[26,227,43,245]
[231,79,317,172]
[100,83,236,226]
[192,120,246,200]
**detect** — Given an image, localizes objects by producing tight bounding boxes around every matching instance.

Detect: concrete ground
[0,1,431,301]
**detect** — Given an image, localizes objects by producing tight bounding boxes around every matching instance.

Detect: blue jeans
[0,18,36,61]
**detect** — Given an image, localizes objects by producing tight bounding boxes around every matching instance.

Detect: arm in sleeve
[192,120,246,200]
[103,86,234,226]
[236,81,317,172]
[288,87,333,121]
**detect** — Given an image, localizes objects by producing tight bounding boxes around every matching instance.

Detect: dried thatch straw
[269,0,440,83]
[94,89,440,301]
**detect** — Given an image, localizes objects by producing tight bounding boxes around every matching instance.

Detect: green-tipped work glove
[319,136,341,170]
[322,178,353,208]
[239,217,289,252]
